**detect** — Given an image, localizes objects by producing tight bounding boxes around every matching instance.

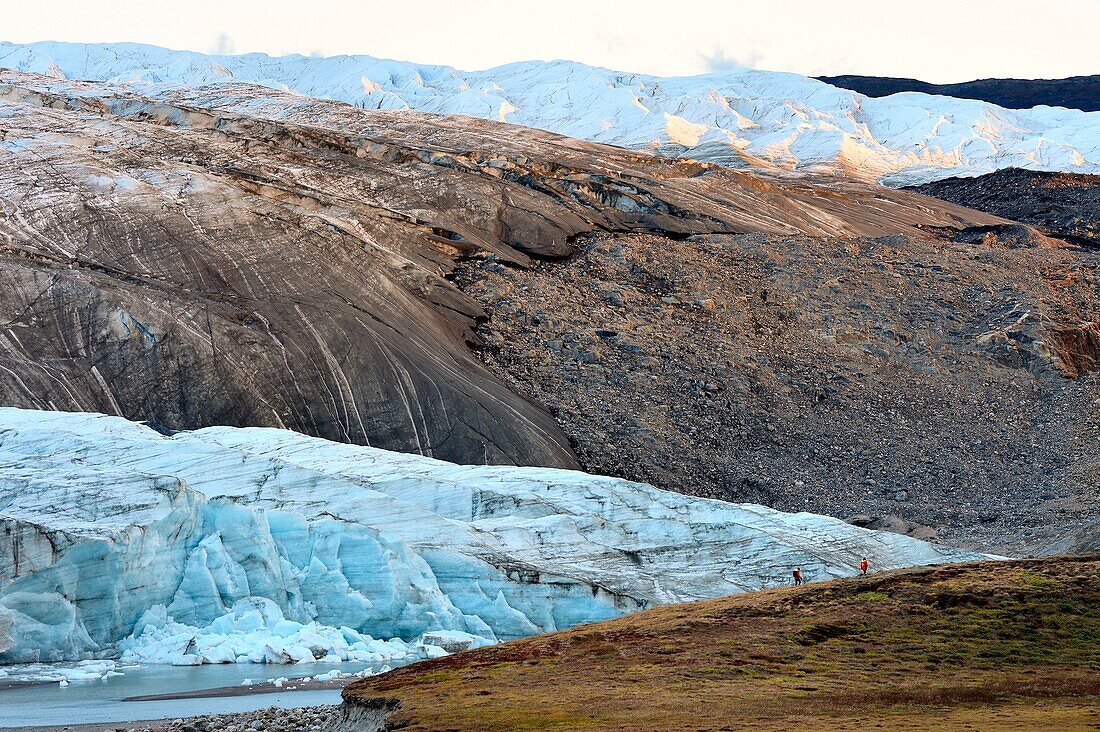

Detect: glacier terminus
[0,408,984,669]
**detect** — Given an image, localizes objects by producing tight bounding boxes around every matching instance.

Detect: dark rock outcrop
[1043,521,1100,555]
[847,514,938,542]
[909,168,1100,248]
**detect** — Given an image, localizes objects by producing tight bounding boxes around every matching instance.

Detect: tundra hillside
[346,557,1100,731]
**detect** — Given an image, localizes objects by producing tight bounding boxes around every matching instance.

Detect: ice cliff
[1,41,1097,184]
[0,408,984,664]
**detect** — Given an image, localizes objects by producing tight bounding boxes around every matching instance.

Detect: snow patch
[663,113,709,147]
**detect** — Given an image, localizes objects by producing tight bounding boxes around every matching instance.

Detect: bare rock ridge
[908,168,1100,249]
[0,71,1001,465]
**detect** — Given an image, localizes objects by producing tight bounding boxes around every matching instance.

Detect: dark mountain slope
[819,74,1100,111]
[0,71,998,467]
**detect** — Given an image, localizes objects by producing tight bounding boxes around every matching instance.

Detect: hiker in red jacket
[793,568,803,586]
[860,557,869,575]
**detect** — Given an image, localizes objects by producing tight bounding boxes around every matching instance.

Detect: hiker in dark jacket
[793,568,803,586]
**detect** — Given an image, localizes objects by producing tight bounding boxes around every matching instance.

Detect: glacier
[0,408,986,666]
[0,41,1097,184]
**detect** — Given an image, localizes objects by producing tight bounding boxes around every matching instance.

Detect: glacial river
[0,662,393,728]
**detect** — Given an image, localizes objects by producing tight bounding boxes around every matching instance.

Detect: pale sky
[1,0,1097,83]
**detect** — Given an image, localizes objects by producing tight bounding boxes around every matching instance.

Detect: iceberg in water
[117,597,470,667]
[0,408,984,665]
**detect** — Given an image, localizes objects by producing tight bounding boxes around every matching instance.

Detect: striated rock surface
[0,71,1000,466]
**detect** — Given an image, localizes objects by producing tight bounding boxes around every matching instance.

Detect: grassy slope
[346,557,1100,731]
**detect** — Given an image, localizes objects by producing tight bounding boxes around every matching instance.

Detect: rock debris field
[66,705,342,732]
[458,230,1100,554]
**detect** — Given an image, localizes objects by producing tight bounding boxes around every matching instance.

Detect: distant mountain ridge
[819,74,1100,112]
[2,40,1098,185]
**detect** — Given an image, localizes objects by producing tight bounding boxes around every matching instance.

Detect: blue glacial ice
[0,408,986,666]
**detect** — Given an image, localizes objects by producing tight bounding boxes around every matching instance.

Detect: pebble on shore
[116,704,341,732]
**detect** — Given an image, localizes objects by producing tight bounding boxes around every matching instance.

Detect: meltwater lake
[0,661,396,728]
